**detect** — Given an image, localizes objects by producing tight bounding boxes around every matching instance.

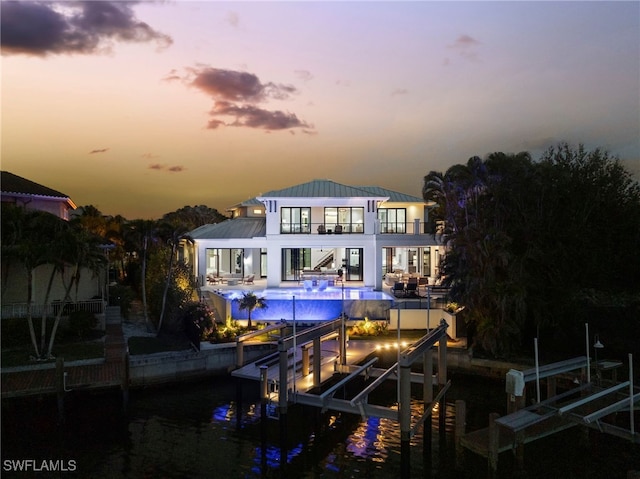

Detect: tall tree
[155,220,192,335]
[45,226,106,358]
[424,144,639,358]
[123,219,158,332]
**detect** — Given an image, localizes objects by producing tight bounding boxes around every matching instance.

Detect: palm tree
[1,207,64,358]
[236,292,267,330]
[156,220,191,335]
[38,217,73,356]
[123,219,158,332]
[45,226,106,358]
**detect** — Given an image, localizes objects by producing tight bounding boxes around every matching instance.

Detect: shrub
[349,318,388,337]
[180,300,216,343]
[68,310,98,340]
[109,284,135,319]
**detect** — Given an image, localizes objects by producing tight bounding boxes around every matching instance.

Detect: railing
[278,221,439,235]
[280,222,365,235]
[1,299,105,319]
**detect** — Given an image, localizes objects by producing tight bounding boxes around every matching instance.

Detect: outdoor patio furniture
[404,282,418,297]
[242,274,255,284]
[391,282,405,297]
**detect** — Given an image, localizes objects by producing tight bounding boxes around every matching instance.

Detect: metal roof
[357,186,425,203]
[190,217,265,240]
[226,197,264,212]
[257,179,386,199]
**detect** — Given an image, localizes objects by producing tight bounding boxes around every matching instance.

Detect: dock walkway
[232,338,378,395]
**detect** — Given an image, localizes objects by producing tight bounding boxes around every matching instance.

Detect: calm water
[2,372,638,478]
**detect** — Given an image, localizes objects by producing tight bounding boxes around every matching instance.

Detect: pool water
[219,287,395,322]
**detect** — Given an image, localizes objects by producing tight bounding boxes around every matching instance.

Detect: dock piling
[122,351,130,414]
[56,357,65,425]
[260,366,268,476]
[488,412,500,478]
[455,400,466,470]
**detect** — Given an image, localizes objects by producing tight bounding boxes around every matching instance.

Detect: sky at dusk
[2,1,639,219]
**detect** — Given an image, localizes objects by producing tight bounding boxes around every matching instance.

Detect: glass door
[345,248,363,281]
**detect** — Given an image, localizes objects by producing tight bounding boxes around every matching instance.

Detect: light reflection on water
[2,374,639,478]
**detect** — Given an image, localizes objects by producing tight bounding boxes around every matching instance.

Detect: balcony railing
[1,299,105,319]
[278,221,439,235]
[280,222,365,234]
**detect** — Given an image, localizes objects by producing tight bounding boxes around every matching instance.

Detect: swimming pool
[212,287,395,322]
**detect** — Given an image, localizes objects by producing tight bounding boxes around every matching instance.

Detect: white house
[188,179,445,291]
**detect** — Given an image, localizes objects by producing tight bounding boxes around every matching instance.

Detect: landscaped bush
[180,300,216,344]
[109,284,136,319]
[349,318,388,337]
[68,310,98,339]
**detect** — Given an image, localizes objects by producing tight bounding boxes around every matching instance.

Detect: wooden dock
[232,338,378,395]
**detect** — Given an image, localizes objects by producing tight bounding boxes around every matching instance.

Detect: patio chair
[242,274,255,284]
[334,225,343,234]
[391,282,405,298]
[404,281,418,297]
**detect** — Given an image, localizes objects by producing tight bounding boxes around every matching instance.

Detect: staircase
[315,251,334,270]
[104,306,127,362]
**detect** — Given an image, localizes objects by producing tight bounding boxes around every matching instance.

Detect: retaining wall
[129,342,276,387]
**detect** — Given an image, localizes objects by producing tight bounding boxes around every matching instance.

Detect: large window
[205,248,243,276]
[378,208,406,233]
[281,207,311,234]
[324,207,364,233]
[281,248,311,281]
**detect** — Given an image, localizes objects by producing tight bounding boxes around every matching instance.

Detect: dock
[232,319,452,479]
[232,337,378,395]
[457,353,639,476]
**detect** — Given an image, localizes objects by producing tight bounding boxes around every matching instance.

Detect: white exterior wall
[193,190,443,291]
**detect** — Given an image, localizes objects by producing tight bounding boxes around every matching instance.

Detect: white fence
[1,299,105,319]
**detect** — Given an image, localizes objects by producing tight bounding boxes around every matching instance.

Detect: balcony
[280,222,365,235]
[278,221,438,235]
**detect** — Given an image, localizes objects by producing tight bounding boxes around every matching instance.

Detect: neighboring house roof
[190,217,266,240]
[1,171,77,209]
[257,179,386,199]
[226,197,264,212]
